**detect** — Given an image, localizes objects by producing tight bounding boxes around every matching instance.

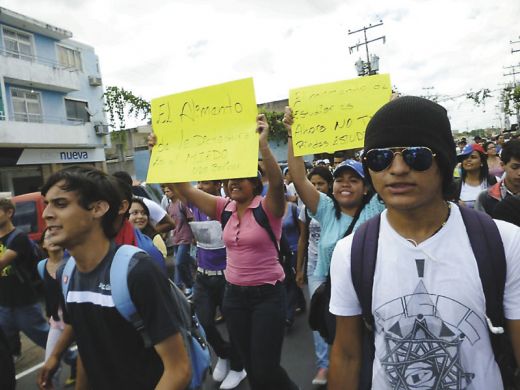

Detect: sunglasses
[364,146,436,172]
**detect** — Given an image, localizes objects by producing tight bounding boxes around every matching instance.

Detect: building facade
[0,7,108,195]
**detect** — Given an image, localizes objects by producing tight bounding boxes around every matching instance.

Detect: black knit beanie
[363,96,457,181]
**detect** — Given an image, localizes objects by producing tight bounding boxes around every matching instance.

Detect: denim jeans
[0,303,49,354]
[308,274,330,369]
[173,244,193,289]
[223,282,298,390]
[192,273,243,371]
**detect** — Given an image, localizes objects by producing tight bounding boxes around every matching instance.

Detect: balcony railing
[7,113,87,125]
[0,47,80,72]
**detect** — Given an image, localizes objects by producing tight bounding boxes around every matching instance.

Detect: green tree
[103,86,150,130]
[502,85,520,118]
[259,110,287,144]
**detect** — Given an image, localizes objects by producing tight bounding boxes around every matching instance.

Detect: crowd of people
[0,96,519,389]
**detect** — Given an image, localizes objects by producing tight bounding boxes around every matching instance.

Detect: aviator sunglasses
[363,146,436,172]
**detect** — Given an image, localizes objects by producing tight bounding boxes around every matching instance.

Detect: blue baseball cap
[333,159,365,179]
[457,143,485,161]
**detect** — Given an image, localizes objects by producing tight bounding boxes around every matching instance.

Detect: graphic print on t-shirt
[374,260,483,389]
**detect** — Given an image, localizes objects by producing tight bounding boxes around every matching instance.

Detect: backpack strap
[220,200,233,231]
[37,259,47,280]
[252,202,281,257]
[350,214,381,329]
[61,256,77,304]
[458,206,506,331]
[110,245,152,347]
[4,228,22,248]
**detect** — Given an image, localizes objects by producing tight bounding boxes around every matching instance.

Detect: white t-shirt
[330,204,520,389]
[298,206,321,277]
[460,182,486,209]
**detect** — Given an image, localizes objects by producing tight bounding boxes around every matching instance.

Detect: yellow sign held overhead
[147,78,259,183]
[289,74,392,156]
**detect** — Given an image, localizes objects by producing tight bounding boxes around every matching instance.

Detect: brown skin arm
[284,107,321,214]
[154,214,175,234]
[296,219,308,287]
[74,354,89,390]
[329,315,363,390]
[154,332,191,390]
[507,319,520,366]
[258,114,286,218]
[173,183,218,220]
[0,249,17,271]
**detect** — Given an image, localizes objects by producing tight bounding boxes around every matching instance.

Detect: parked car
[11,192,46,242]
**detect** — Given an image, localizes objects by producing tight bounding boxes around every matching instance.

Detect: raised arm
[284,107,321,215]
[295,218,308,287]
[171,183,218,220]
[258,114,286,218]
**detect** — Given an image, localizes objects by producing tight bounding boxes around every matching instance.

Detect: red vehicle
[11,192,46,242]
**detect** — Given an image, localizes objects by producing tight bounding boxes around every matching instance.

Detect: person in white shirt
[328,96,520,389]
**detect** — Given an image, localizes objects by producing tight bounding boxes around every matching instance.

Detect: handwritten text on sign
[147,78,258,183]
[289,74,392,156]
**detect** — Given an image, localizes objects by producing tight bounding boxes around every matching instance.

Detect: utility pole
[511,37,520,54]
[348,21,385,76]
[503,63,520,126]
[504,64,520,84]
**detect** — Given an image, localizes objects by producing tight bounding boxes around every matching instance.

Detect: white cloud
[2,0,520,131]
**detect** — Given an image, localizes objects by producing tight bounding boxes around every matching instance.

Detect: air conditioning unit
[88,76,102,86]
[94,124,109,135]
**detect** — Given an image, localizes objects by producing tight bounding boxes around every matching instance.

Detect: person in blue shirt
[284,107,385,279]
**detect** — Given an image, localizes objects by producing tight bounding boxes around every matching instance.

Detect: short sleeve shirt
[310,193,385,277]
[215,196,284,286]
[0,229,38,307]
[168,200,194,245]
[61,243,181,390]
[329,205,520,389]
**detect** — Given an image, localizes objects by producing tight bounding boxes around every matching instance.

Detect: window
[11,201,38,234]
[65,99,89,122]
[57,45,82,70]
[2,27,34,61]
[11,89,42,123]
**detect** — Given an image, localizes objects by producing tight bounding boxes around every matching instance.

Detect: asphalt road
[15,288,328,390]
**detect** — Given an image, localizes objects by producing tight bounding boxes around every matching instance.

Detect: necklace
[406,202,451,246]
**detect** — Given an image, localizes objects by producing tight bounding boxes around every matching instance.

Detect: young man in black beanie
[328,96,520,389]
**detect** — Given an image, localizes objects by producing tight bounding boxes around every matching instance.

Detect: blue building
[0,7,108,195]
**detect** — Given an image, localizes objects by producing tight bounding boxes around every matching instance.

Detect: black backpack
[350,206,519,389]
[221,202,293,274]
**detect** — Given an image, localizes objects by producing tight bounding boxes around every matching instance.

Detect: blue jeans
[223,282,298,390]
[173,244,193,289]
[0,303,49,354]
[308,274,330,369]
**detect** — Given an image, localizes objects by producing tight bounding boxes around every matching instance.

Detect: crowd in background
[0,97,519,389]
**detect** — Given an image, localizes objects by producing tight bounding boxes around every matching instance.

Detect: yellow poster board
[289,74,392,156]
[147,78,258,183]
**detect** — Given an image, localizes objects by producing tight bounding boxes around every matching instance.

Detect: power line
[348,21,385,76]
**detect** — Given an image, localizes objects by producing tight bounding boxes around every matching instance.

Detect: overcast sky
[4,0,520,132]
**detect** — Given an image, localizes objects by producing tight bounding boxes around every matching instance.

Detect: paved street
[15,288,328,390]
